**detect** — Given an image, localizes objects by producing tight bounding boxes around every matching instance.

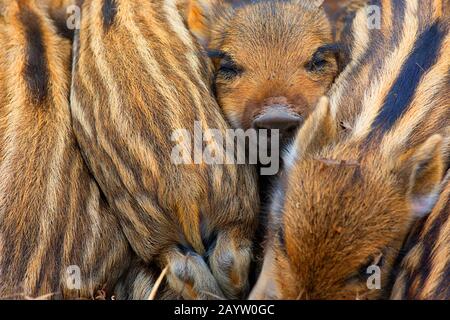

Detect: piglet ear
[294,96,337,157]
[395,135,446,218]
[185,0,217,48]
[248,247,279,300]
[292,0,325,10]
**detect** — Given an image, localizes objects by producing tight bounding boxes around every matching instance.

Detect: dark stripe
[389,216,426,299]
[35,152,77,294]
[102,0,117,30]
[47,7,74,40]
[337,9,356,68]
[367,22,445,137]
[390,0,406,47]
[17,4,49,104]
[390,217,427,299]
[335,0,385,123]
[410,200,449,298]
[366,6,385,74]
[437,258,450,299]
[434,196,450,298]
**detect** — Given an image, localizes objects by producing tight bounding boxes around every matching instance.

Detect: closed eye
[305,53,329,72]
[307,57,328,72]
[305,43,340,73]
[207,49,243,80]
[218,57,242,80]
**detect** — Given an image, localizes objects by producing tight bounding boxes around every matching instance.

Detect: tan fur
[71,0,259,299]
[0,0,133,299]
[251,0,449,300]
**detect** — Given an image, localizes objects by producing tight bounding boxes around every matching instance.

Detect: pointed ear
[292,0,324,10]
[395,135,445,218]
[185,0,215,48]
[248,247,279,300]
[293,96,337,156]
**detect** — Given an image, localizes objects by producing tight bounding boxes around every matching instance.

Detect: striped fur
[324,0,368,42]
[0,0,133,299]
[70,0,259,299]
[251,0,449,300]
[391,174,449,300]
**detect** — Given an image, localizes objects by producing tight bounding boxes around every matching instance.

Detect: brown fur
[186,0,338,139]
[70,0,259,299]
[250,0,449,300]
[391,174,449,300]
[0,0,132,299]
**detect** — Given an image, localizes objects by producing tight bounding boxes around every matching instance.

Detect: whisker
[148,266,169,300]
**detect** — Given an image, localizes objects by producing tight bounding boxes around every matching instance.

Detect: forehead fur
[210,0,331,54]
[279,149,412,279]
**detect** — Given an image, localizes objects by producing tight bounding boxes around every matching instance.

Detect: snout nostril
[284,121,301,132]
[253,112,303,134]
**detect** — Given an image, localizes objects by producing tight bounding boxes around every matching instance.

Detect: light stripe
[381,34,450,157]
[119,0,210,134]
[432,0,443,19]
[24,119,69,289]
[71,92,94,138]
[62,157,83,264]
[159,0,237,181]
[0,29,28,213]
[329,4,370,116]
[418,180,449,298]
[391,272,407,300]
[87,0,160,190]
[118,0,222,176]
[421,213,449,297]
[73,62,135,192]
[162,0,207,92]
[351,0,419,140]
[381,0,393,35]
[135,194,167,224]
[119,0,183,126]
[73,52,100,136]
[82,181,102,266]
[114,198,151,240]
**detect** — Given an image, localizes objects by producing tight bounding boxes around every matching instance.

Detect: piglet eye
[306,56,328,72]
[207,50,243,80]
[218,58,242,80]
[306,43,340,73]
